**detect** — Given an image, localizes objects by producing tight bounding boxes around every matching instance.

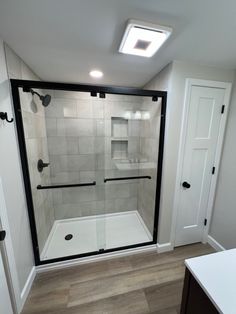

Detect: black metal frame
[10,79,167,266]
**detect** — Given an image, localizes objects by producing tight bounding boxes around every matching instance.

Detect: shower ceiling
[0,0,236,87]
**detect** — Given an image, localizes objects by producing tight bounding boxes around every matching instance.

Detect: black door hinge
[221,105,225,114]
[204,219,207,226]
[0,230,6,241]
[212,167,215,174]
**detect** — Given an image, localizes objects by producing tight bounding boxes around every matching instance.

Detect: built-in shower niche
[111,140,128,159]
[111,117,128,138]
[111,117,128,159]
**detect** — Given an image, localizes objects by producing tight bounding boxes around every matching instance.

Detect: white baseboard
[19,267,36,312]
[207,235,225,252]
[156,242,173,253]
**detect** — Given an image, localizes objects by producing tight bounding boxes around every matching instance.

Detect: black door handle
[182,181,191,189]
[0,230,6,241]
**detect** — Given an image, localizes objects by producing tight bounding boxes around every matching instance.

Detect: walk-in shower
[11,80,166,265]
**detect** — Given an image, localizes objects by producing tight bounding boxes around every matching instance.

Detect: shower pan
[11,79,167,265]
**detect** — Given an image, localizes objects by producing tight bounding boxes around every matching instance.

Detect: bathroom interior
[17,84,164,262]
[2,1,236,313]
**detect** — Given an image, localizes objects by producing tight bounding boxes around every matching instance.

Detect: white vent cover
[119,20,172,57]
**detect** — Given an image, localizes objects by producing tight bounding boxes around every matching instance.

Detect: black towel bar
[37,181,96,190]
[104,176,151,183]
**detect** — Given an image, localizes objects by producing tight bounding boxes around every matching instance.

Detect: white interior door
[0,244,13,314]
[175,84,225,246]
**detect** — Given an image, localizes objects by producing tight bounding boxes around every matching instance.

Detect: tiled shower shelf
[115,161,156,170]
[111,117,128,138]
[111,137,128,141]
[111,117,129,159]
[111,140,128,159]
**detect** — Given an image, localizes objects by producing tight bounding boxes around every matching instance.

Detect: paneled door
[175,84,226,246]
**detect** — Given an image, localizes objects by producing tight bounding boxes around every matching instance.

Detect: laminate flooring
[22,243,215,314]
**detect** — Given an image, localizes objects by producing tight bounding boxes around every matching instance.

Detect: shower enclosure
[11,80,166,265]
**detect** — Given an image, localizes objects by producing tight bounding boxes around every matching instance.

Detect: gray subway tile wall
[45,92,148,221]
[19,90,55,254]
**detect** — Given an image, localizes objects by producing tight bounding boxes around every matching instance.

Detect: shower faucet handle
[37,159,50,173]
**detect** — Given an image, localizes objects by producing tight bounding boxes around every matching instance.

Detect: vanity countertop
[185,248,236,314]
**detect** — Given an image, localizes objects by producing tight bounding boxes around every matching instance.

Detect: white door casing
[174,79,232,247]
[0,177,19,313]
[0,244,13,314]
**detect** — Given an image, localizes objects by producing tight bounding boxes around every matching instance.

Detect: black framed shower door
[10,79,167,265]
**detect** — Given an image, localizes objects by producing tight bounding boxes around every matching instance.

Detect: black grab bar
[104,176,151,183]
[37,181,96,190]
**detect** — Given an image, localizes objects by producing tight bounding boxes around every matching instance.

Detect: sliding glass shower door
[14,81,165,264]
[19,88,107,260]
[102,93,161,251]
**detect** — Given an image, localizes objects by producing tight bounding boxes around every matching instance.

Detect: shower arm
[30,89,42,98]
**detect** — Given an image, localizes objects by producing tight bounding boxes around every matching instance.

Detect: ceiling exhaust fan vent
[119,20,172,57]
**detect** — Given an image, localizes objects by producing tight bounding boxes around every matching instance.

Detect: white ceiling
[0,0,236,87]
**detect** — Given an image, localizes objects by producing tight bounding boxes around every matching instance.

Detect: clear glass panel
[103,94,161,250]
[19,88,106,260]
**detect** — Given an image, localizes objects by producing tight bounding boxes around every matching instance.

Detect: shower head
[30,89,51,107]
[40,94,51,107]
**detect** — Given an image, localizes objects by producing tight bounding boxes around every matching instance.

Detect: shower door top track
[10,79,167,266]
[11,79,168,97]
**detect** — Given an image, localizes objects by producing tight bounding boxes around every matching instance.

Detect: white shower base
[41,211,152,260]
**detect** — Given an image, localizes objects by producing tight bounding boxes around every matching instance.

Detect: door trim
[171,79,232,247]
[0,178,19,313]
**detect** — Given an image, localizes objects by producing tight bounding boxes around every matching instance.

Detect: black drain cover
[65,234,73,241]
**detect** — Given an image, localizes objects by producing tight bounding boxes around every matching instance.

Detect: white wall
[0,40,36,312]
[146,61,235,245]
[209,75,236,249]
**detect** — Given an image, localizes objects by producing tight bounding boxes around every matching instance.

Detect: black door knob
[182,181,191,189]
[0,230,6,241]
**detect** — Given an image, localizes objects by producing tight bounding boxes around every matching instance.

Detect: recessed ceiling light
[119,20,172,58]
[89,70,103,78]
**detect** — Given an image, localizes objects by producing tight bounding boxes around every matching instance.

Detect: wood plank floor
[22,243,215,314]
